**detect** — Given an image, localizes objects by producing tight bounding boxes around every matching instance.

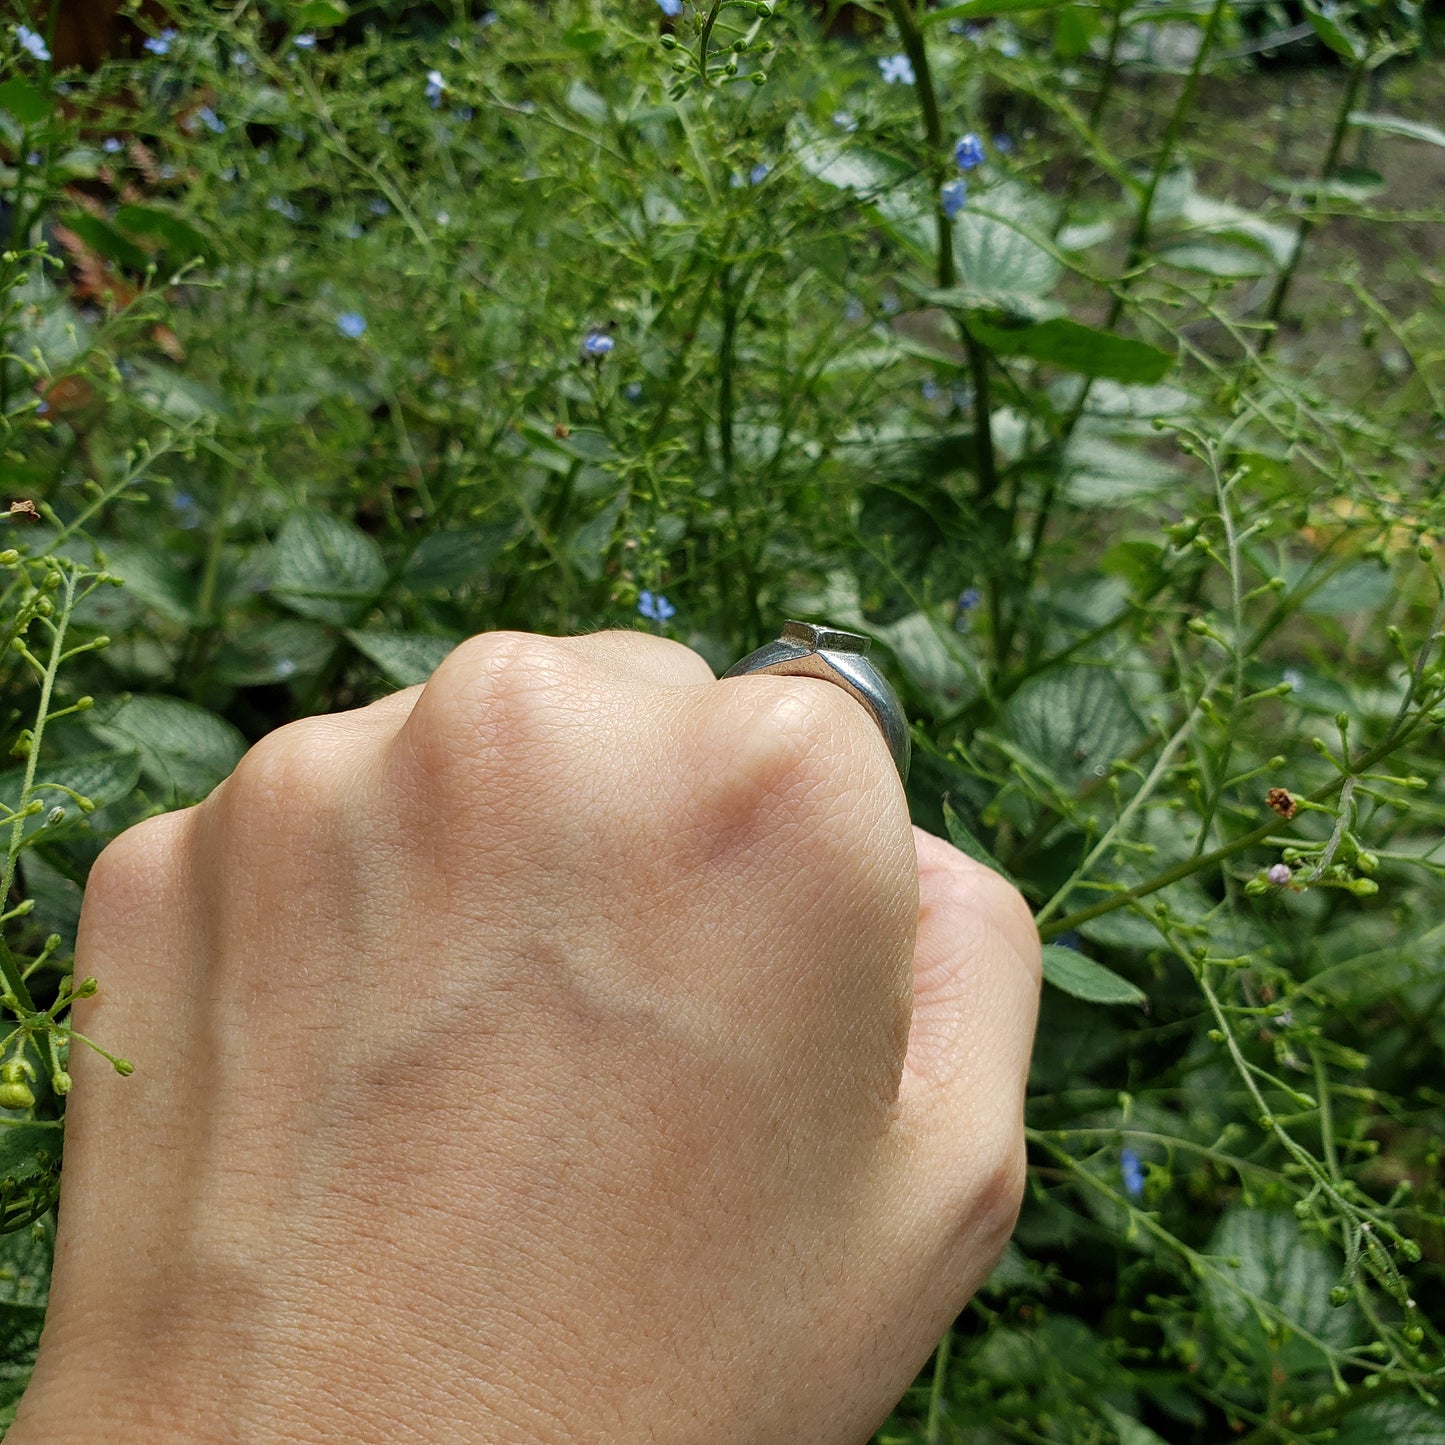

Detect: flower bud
[0,1082,35,1110]
[74,976,99,997]
[52,1070,72,1095]
[114,1058,134,1076]
[0,1060,31,1084]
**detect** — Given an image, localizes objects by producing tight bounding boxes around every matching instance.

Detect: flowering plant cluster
[1,0,1443,1438]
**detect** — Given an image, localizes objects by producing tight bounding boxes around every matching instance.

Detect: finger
[547,627,718,688]
[894,824,1040,1271]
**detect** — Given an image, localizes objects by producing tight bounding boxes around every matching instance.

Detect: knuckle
[398,631,579,784]
[81,809,193,932]
[976,873,1042,982]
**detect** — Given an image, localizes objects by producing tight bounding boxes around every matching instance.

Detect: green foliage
[3,0,1444,1439]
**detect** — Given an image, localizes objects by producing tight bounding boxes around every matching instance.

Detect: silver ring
[722,621,910,784]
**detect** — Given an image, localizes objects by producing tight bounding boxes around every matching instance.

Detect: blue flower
[843,297,865,322]
[16,24,50,61]
[993,132,1015,155]
[1267,863,1293,887]
[749,162,770,186]
[922,380,940,402]
[101,136,124,154]
[958,586,982,613]
[266,196,301,220]
[581,329,615,359]
[143,26,177,55]
[293,32,317,48]
[877,53,915,85]
[197,106,226,134]
[368,197,389,215]
[940,179,968,219]
[657,0,683,14]
[336,311,367,338]
[425,68,446,107]
[1282,668,1303,693]
[954,133,986,171]
[638,590,676,623]
[623,381,643,402]
[1121,1148,1145,1200]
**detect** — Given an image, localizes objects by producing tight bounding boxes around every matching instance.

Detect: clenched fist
[12,629,1040,1444]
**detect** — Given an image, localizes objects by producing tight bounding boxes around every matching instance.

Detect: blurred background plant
[2,0,1443,1437]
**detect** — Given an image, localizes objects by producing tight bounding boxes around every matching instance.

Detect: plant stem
[925,1326,952,1444]
[1259,52,1369,357]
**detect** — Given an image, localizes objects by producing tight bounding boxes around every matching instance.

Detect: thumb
[894,825,1041,1288]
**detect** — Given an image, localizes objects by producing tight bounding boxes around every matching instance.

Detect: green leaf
[1062,433,1183,506]
[1303,0,1364,60]
[1005,664,1145,790]
[86,696,245,804]
[0,754,142,843]
[1041,945,1145,1006]
[925,0,1074,24]
[271,510,386,625]
[293,0,350,24]
[1157,243,1274,278]
[402,524,521,591]
[1333,1399,1445,1445]
[794,137,911,196]
[968,317,1172,383]
[953,183,1062,314]
[0,79,50,127]
[1202,1207,1362,1377]
[100,540,197,625]
[942,796,1015,883]
[0,1128,62,1234]
[55,213,150,274]
[210,619,335,687]
[113,205,213,262]
[1347,112,1445,150]
[345,631,457,688]
[565,80,609,125]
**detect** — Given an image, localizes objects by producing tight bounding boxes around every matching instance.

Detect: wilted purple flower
[878,53,915,85]
[336,311,367,339]
[1121,1148,1145,1199]
[940,179,968,219]
[143,27,177,55]
[657,0,683,14]
[954,133,986,170]
[638,590,676,623]
[16,25,50,61]
[1267,863,1293,887]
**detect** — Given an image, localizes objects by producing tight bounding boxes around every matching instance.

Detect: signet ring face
[721,621,910,784]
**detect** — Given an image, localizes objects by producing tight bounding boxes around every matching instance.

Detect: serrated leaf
[1203,1206,1362,1377]
[1041,945,1145,1005]
[1006,664,1145,790]
[969,317,1172,383]
[86,696,244,804]
[346,631,457,687]
[0,1127,61,1234]
[953,183,1062,312]
[1303,0,1364,60]
[0,79,49,127]
[1333,1399,1445,1445]
[113,205,213,262]
[271,510,386,624]
[1348,112,1445,150]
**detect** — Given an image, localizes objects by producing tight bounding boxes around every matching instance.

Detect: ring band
[722,621,910,783]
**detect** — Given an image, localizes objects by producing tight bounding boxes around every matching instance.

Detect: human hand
[12,629,1039,1444]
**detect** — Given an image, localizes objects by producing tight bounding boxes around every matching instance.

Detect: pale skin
[10,628,1041,1444]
